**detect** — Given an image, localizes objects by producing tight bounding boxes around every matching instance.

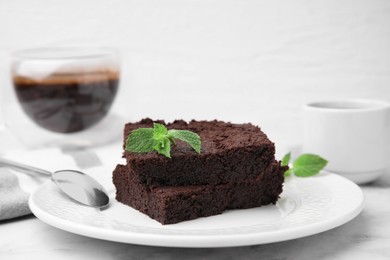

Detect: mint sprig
[281,153,328,177]
[125,123,201,158]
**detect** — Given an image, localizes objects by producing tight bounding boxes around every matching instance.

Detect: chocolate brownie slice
[123,118,275,187]
[113,162,286,225]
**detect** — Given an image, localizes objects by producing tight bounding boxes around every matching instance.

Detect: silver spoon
[0,157,109,208]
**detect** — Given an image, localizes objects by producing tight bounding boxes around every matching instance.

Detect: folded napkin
[0,145,120,221]
[0,169,31,221]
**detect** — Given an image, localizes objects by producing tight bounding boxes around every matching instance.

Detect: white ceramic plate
[29,172,364,248]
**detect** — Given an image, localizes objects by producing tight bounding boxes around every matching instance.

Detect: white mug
[303,99,390,184]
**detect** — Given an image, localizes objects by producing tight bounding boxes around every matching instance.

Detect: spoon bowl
[52,170,109,207]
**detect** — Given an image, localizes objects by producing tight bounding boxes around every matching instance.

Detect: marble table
[1,132,390,260]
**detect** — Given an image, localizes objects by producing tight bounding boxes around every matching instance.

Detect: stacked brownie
[113,118,286,225]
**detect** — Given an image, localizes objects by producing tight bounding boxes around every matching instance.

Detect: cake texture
[113,162,286,225]
[114,118,286,225]
[123,118,275,187]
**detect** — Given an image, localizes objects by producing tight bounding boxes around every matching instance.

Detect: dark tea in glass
[11,48,120,133]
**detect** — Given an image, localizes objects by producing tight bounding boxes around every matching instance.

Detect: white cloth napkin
[0,144,123,221]
[0,169,31,220]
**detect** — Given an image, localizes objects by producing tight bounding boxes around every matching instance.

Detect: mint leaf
[153,123,168,139]
[282,152,328,177]
[168,130,201,153]
[125,122,202,158]
[293,154,328,177]
[154,137,171,158]
[284,168,292,176]
[281,152,291,167]
[125,128,155,153]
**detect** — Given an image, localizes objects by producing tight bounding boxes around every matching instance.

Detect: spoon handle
[0,158,52,177]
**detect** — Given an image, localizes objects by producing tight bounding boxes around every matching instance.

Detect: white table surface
[1,130,390,260]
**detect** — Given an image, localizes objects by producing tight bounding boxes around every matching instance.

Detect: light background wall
[0,0,389,148]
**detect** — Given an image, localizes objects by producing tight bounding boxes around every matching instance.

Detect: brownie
[123,118,275,187]
[113,162,286,225]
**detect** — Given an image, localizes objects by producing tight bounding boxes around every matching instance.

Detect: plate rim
[29,172,365,248]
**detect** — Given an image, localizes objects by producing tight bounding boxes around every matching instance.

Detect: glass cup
[5,47,122,148]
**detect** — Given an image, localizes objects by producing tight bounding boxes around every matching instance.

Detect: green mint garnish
[281,152,291,167]
[282,153,328,177]
[126,128,154,152]
[167,130,201,153]
[125,123,201,158]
